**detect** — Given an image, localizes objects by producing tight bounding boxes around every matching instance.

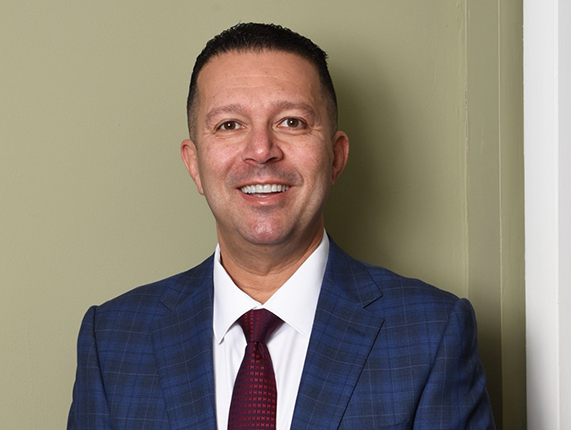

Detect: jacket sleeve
[414,298,496,430]
[67,306,113,430]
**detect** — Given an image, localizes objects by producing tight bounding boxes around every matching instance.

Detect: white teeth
[240,184,290,194]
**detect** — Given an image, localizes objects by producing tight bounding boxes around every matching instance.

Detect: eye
[218,121,240,131]
[279,118,305,128]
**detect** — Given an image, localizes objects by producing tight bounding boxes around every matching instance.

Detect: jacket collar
[151,240,384,430]
[151,256,217,430]
[291,239,385,430]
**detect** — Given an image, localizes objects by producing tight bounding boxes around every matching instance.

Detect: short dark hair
[186,22,338,139]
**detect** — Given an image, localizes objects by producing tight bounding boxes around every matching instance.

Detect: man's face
[181,50,348,254]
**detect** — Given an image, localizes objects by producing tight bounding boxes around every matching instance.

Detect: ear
[331,131,349,185]
[180,139,204,195]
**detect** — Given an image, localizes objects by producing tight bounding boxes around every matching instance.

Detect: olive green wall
[0,1,524,429]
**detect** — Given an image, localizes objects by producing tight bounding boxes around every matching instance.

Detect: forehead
[195,50,323,108]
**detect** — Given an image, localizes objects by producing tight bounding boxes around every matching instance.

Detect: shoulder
[325,239,474,346]
[366,261,473,329]
[87,255,214,332]
[364,261,460,309]
[327,238,461,313]
[357,261,479,349]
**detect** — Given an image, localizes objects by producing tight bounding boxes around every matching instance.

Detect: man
[68,23,495,429]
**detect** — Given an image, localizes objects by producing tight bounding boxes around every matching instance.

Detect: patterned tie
[228,309,283,430]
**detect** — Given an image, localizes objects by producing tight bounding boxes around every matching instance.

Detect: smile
[240,184,290,194]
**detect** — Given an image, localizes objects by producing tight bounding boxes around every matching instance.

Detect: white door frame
[524,0,571,428]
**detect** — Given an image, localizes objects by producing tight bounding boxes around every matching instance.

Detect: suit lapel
[291,241,384,430]
[151,257,217,430]
[148,241,383,430]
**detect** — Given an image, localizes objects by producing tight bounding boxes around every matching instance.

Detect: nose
[242,127,283,165]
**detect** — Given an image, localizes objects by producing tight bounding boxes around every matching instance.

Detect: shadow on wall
[325,61,399,268]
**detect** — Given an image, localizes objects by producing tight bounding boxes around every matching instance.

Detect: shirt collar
[213,232,329,344]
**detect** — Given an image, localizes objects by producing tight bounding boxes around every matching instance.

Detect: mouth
[240,184,290,195]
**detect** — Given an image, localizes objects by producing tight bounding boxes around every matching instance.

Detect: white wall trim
[524,0,571,428]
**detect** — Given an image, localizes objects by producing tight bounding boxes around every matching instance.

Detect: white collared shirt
[212,233,329,430]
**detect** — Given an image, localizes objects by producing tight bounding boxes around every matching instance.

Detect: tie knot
[238,309,282,344]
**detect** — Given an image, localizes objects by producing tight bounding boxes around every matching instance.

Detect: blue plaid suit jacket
[68,240,495,429]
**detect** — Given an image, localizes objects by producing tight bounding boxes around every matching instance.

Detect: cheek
[203,141,240,169]
[196,148,237,192]
[299,147,333,181]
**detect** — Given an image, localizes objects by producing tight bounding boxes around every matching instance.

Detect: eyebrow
[273,101,318,123]
[205,104,246,127]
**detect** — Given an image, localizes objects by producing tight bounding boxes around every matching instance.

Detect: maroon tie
[228,309,283,430]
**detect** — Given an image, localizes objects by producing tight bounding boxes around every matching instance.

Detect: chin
[244,232,289,247]
[242,224,293,247]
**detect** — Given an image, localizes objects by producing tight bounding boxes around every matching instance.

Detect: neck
[218,226,324,303]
